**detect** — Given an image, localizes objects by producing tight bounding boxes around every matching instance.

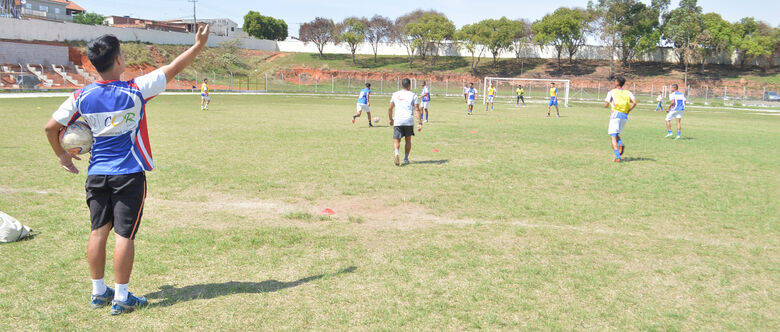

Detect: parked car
[764,91,780,101]
[15,74,40,89]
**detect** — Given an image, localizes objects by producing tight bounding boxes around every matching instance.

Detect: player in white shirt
[388,78,422,166]
[463,85,469,111]
[420,81,431,123]
[654,91,664,111]
[666,84,686,139]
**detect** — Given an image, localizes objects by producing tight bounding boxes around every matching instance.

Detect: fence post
[724,86,727,101]
[762,87,766,101]
[380,77,383,94]
[445,79,448,96]
[348,75,351,89]
[743,85,746,101]
[264,73,268,91]
[705,86,709,104]
[331,75,334,93]
[315,78,318,93]
[298,74,301,92]
[597,82,601,99]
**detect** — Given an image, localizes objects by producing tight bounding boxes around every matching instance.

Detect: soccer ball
[59,121,94,155]
[373,117,380,124]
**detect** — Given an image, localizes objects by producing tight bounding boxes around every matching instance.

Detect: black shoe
[369,123,374,127]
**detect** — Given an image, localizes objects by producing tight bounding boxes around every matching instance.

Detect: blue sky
[72,0,779,36]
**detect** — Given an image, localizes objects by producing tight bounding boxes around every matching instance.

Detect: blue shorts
[201,93,206,97]
[548,97,558,106]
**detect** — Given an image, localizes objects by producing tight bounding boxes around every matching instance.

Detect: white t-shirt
[463,86,469,94]
[670,91,686,111]
[391,89,418,126]
[657,94,663,102]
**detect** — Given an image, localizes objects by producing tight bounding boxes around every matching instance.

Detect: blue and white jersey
[52,69,167,176]
[421,86,430,102]
[467,88,477,100]
[357,88,370,104]
[670,91,686,111]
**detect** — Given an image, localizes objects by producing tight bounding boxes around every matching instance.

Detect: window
[39,5,48,12]
[25,3,31,9]
[54,8,60,14]
[231,27,235,32]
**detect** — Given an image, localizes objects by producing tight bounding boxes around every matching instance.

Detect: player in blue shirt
[44,25,211,315]
[352,83,373,127]
[665,84,686,139]
[420,81,431,123]
[466,82,477,116]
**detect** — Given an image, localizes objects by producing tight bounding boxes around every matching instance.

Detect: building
[177,18,239,37]
[18,0,84,21]
[104,16,194,33]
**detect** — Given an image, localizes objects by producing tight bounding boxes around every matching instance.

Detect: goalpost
[483,77,571,107]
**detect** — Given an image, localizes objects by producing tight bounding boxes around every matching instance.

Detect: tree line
[247,0,778,76]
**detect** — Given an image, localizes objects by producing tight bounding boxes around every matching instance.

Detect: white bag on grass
[0,211,32,243]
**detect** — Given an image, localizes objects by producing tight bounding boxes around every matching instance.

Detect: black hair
[469,82,473,86]
[365,82,371,88]
[551,82,555,85]
[402,78,411,89]
[204,78,208,82]
[616,76,626,87]
[87,35,121,73]
[671,84,679,90]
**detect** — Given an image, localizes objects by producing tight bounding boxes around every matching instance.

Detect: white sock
[115,283,129,302]
[92,278,107,295]
[394,149,399,156]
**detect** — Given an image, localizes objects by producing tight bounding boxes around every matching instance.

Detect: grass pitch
[0,94,778,330]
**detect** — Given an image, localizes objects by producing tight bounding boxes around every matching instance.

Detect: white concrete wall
[1,17,770,66]
[0,17,279,51]
[0,40,69,65]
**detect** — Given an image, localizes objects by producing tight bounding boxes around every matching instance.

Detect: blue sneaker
[110,292,148,315]
[91,287,115,309]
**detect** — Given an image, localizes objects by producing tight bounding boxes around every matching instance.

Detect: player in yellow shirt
[200,78,210,110]
[603,76,637,162]
[515,85,525,107]
[485,83,496,111]
[546,82,559,117]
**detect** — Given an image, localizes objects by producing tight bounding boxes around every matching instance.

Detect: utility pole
[187,0,198,31]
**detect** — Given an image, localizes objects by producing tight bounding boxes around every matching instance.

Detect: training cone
[321,208,335,215]
[433,149,439,152]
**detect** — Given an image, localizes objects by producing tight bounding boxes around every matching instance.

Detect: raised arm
[161,24,210,83]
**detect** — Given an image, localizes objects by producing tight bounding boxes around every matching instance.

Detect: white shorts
[608,118,627,135]
[201,95,210,101]
[356,103,370,113]
[467,99,475,106]
[420,101,430,109]
[666,110,683,121]
[487,96,494,103]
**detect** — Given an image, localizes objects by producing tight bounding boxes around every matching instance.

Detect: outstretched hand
[195,24,210,46]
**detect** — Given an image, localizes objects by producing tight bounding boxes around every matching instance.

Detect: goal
[482,77,570,107]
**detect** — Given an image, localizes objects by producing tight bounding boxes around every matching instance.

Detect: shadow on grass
[620,157,656,163]
[410,159,449,165]
[145,266,357,308]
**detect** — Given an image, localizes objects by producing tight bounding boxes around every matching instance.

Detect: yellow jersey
[201,83,209,95]
[487,87,496,96]
[549,87,557,97]
[606,88,635,114]
[516,88,524,96]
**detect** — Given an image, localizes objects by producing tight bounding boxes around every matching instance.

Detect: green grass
[1,94,778,330]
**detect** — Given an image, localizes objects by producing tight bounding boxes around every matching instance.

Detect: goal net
[482,77,570,107]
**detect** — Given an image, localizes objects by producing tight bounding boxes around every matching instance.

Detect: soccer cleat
[424,119,428,123]
[665,133,673,138]
[394,155,400,166]
[675,136,681,140]
[619,145,625,156]
[369,123,374,127]
[403,159,410,165]
[351,117,355,124]
[91,287,115,309]
[110,292,148,315]
[613,158,621,163]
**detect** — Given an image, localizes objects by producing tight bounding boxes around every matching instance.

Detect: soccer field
[1,94,778,330]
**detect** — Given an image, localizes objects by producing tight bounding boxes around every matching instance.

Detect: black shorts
[393,125,415,139]
[85,172,147,240]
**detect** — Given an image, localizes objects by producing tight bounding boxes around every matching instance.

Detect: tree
[478,17,514,64]
[509,19,533,60]
[299,17,336,57]
[365,15,394,63]
[394,10,436,67]
[336,17,367,65]
[532,7,589,69]
[242,11,288,41]
[404,13,455,65]
[662,0,704,86]
[700,13,734,65]
[456,23,489,74]
[733,18,776,67]
[73,12,104,25]
[617,1,660,67]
